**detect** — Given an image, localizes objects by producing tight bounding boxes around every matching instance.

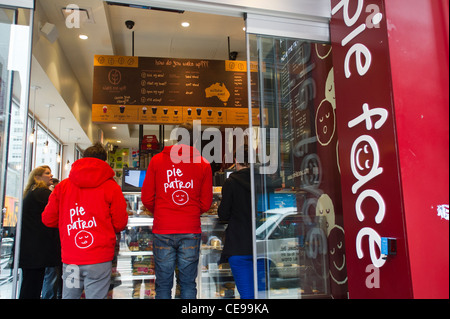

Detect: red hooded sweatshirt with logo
[141,145,213,234]
[42,158,128,265]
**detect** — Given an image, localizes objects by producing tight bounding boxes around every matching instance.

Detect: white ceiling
[32,0,246,150]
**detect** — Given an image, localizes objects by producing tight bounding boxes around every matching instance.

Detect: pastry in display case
[109,189,238,299]
[109,192,156,299]
[199,188,238,299]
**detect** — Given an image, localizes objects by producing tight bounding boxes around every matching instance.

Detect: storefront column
[330,0,448,299]
[385,0,449,299]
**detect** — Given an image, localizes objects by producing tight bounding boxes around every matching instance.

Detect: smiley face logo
[315,43,332,60]
[75,230,94,249]
[328,226,347,285]
[315,99,336,146]
[354,141,374,174]
[172,190,189,206]
[350,135,383,194]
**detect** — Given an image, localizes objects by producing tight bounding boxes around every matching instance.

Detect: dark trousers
[19,268,46,299]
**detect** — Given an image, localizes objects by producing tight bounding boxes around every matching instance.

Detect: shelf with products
[109,192,155,299]
[199,214,237,299]
[199,188,238,299]
[109,189,238,299]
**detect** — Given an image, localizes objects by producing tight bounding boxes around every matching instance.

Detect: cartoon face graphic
[75,230,94,249]
[354,141,374,174]
[172,190,189,206]
[315,99,336,146]
[316,194,336,235]
[328,225,347,285]
[350,135,383,194]
[325,68,336,109]
[315,43,332,60]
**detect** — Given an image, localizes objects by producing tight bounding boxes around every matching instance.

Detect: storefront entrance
[0,0,346,299]
[0,0,34,299]
[245,13,348,298]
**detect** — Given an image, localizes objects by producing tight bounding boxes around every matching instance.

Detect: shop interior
[1,0,348,299]
[3,0,251,299]
[29,0,246,180]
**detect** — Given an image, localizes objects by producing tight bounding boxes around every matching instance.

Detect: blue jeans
[228,256,266,299]
[42,267,58,299]
[153,233,201,299]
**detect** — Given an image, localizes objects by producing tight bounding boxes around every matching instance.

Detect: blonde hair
[23,165,51,196]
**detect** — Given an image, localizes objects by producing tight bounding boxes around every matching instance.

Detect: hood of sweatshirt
[69,157,115,188]
[162,144,204,163]
[230,167,251,192]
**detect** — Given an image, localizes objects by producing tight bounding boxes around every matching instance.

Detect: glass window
[249,35,348,299]
[0,4,33,299]
[34,124,59,176]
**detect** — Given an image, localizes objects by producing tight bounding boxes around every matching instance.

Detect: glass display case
[199,215,234,298]
[109,190,237,299]
[109,192,155,299]
[199,188,238,298]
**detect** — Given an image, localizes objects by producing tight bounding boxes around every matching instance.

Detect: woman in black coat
[218,146,259,299]
[19,165,61,299]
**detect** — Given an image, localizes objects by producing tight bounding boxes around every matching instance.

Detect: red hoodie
[42,158,128,265]
[141,145,213,234]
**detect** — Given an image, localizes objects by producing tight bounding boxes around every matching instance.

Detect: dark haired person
[218,145,265,299]
[42,142,128,299]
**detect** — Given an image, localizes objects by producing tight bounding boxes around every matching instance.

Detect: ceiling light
[112,126,117,130]
[181,22,190,28]
[117,140,122,143]
[79,34,88,40]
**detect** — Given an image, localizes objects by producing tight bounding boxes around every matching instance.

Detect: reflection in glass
[249,35,348,299]
[0,5,34,299]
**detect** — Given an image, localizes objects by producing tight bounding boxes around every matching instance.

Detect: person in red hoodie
[42,143,128,299]
[141,123,213,299]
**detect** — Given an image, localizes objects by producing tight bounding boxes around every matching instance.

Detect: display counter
[108,190,234,299]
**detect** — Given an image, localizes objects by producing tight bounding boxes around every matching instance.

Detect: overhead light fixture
[65,128,73,171]
[79,34,88,40]
[181,22,190,28]
[29,85,40,144]
[112,126,117,130]
[56,117,64,163]
[117,140,122,143]
[28,127,36,143]
[65,160,71,171]
[44,104,53,154]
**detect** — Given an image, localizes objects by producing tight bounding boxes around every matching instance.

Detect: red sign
[330,0,413,298]
[141,135,159,151]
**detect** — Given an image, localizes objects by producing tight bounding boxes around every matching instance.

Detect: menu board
[92,55,260,125]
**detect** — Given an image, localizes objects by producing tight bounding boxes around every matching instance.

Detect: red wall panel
[386,0,449,299]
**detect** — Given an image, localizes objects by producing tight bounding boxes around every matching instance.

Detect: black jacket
[19,187,61,268]
[218,168,253,262]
